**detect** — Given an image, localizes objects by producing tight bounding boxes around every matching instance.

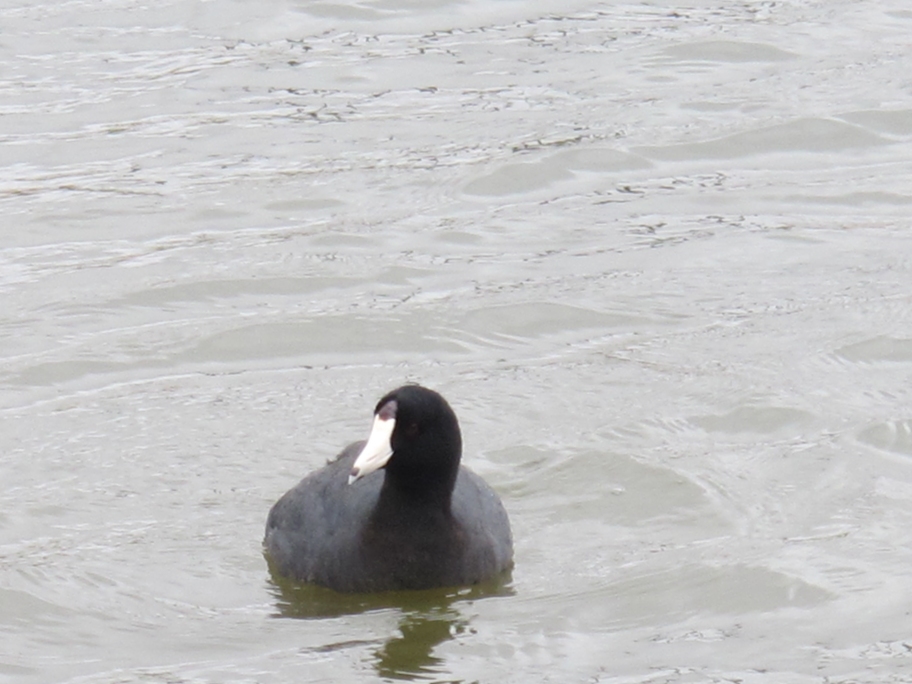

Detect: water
[2,0,912,682]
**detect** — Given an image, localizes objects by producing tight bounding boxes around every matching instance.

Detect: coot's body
[264,385,513,593]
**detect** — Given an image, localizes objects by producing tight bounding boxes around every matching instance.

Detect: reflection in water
[373,608,465,681]
[268,567,513,681]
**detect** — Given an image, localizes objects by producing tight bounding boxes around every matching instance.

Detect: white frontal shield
[348,414,395,484]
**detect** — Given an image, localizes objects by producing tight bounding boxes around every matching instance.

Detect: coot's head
[348,385,462,496]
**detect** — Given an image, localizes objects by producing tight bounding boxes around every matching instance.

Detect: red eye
[405,422,419,437]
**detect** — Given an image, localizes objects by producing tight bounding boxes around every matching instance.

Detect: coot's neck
[374,390,462,518]
[377,433,460,517]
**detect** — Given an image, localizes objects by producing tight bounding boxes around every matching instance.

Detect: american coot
[264,385,513,593]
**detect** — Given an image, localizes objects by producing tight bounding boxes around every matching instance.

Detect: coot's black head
[348,385,462,499]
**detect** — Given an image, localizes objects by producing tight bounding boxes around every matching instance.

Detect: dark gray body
[264,441,513,593]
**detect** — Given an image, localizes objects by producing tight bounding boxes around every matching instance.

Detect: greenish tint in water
[268,569,514,680]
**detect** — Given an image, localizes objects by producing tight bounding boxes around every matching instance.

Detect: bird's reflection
[373,607,464,681]
[268,567,513,681]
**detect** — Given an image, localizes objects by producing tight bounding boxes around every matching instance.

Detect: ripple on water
[501,447,716,528]
[634,117,887,161]
[0,587,73,627]
[659,39,798,63]
[115,276,359,308]
[689,404,817,436]
[858,420,912,457]
[834,336,912,364]
[183,316,467,364]
[839,108,912,137]
[601,563,833,623]
[504,560,833,638]
[463,147,652,196]
[458,302,643,343]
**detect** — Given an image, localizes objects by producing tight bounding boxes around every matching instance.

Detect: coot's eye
[405,422,419,437]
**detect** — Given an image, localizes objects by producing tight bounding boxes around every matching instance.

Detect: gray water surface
[3,1,912,682]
